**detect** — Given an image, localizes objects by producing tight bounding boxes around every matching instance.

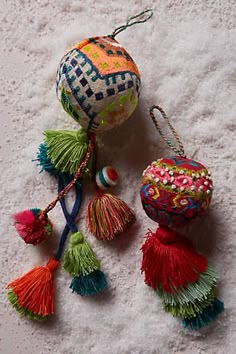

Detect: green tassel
[164,289,215,319]
[7,289,46,321]
[63,232,100,276]
[157,264,218,306]
[44,128,94,176]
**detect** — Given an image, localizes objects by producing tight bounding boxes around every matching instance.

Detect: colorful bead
[95,166,118,190]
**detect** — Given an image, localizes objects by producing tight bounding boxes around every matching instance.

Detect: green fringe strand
[44,128,94,176]
[157,264,218,306]
[164,289,215,319]
[7,289,46,321]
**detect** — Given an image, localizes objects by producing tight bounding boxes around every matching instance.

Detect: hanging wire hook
[109,9,153,39]
[149,105,186,157]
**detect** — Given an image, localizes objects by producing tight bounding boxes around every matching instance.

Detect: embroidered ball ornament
[140,105,223,330]
[141,156,213,228]
[56,36,141,133]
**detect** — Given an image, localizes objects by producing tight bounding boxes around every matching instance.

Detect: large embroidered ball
[140,156,213,228]
[56,36,141,133]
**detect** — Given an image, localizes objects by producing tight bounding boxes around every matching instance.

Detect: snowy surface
[0,1,235,353]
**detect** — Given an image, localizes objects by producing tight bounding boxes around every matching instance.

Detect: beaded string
[149,105,186,157]
[109,9,153,39]
[43,134,95,215]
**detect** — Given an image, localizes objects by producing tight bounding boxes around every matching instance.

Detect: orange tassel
[7,258,59,316]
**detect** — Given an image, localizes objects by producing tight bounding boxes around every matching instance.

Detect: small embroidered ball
[140,156,213,228]
[56,36,141,133]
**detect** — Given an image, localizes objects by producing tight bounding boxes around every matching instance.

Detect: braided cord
[109,9,153,39]
[55,176,82,261]
[149,105,186,157]
[43,133,95,215]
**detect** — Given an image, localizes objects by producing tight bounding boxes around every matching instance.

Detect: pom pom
[44,129,94,176]
[87,193,135,240]
[70,269,107,296]
[56,36,140,133]
[141,156,213,228]
[63,231,100,276]
[141,226,207,293]
[7,258,59,318]
[95,166,118,190]
[13,208,52,245]
[182,298,224,330]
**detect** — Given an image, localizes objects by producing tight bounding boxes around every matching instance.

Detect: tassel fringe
[87,193,136,240]
[164,289,215,318]
[44,129,94,176]
[141,226,207,293]
[7,289,46,320]
[36,143,59,176]
[182,298,224,329]
[70,269,107,296]
[157,264,218,306]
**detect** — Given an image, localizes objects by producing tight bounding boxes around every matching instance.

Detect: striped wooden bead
[95,166,118,190]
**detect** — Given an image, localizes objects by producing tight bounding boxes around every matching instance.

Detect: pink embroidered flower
[174,175,193,188]
[147,166,170,183]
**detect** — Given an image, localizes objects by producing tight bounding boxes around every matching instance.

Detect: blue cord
[55,175,82,260]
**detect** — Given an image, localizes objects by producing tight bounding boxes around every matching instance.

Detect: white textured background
[0,1,235,353]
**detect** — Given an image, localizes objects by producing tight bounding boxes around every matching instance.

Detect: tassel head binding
[87,193,135,240]
[13,208,53,245]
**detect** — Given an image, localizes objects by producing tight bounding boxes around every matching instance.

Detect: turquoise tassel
[182,298,224,330]
[36,143,59,176]
[70,269,107,296]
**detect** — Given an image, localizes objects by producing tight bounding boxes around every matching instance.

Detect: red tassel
[7,258,59,316]
[141,226,207,294]
[13,209,53,245]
